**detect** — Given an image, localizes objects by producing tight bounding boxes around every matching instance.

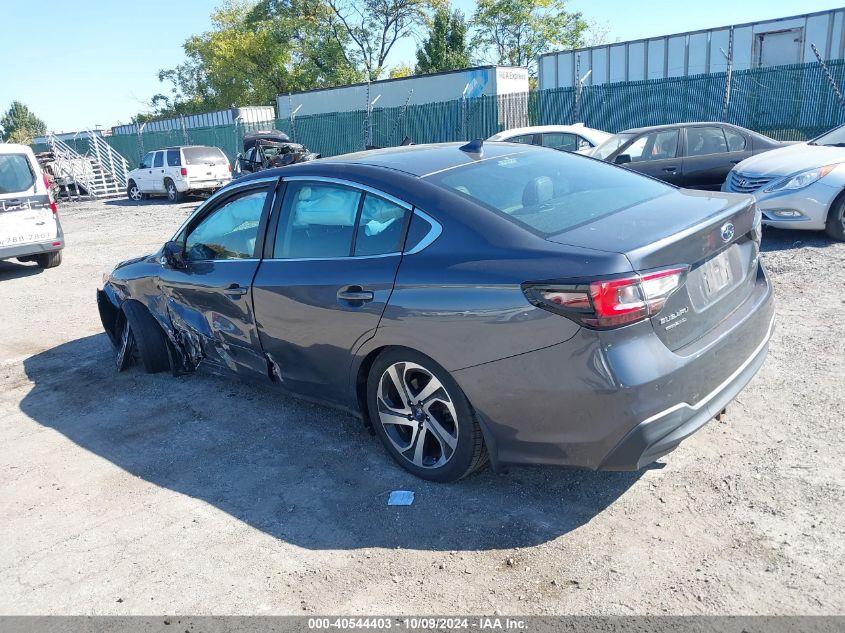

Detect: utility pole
[811,42,845,107]
[720,26,735,122]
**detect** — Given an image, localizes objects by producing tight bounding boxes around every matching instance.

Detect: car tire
[165,179,183,203]
[366,348,487,482]
[825,195,845,241]
[127,180,144,202]
[35,251,62,269]
[121,301,171,374]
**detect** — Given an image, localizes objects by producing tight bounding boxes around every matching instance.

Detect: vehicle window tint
[185,189,267,261]
[541,133,578,152]
[622,135,648,161]
[183,146,227,165]
[426,150,671,237]
[0,154,35,194]
[140,152,155,169]
[593,133,634,160]
[724,128,747,151]
[354,194,407,256]
[404,213,435,252]
[153,152,164,168]
[687,127,728,156]
[506,135,535,145]
[622,130,678,163]
[274,182,361,259]
[166,149,181,166]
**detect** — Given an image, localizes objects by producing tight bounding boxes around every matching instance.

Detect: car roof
[488,124,605,138]
[619,121,742,135]
[238,142,534,180]
[0,143,36,156]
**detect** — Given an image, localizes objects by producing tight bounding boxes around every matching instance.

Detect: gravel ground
[0,197,843,615]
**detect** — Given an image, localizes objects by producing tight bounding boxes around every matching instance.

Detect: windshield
[592,133,635,160]
[182,147,228,165]
[0,153,36,194]
[809,124,845,147]
[425,149,672,236]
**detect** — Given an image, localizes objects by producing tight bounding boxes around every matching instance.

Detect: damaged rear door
[158,180,276,376]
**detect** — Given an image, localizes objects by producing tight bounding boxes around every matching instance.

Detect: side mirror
[614,154,632,165]
[160,240,187,269]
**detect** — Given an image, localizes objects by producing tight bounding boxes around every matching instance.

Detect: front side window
[185,188,268,261]
[274,182,361,259]
[426,149,671,237]
[621,129,679,163]
[153,152,164,168]
[506,134,535,145]
[0,154,35,194]
[686,127,728,156]
[541,133,578,152]
[166,149,181,166]
[593,133,634,160]
[355,194,407,256]
[140,152,154,169]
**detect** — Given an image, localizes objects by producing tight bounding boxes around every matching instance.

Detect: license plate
[702,250,733,296]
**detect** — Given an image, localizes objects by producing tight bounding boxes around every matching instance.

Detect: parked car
[0,143,64,269]
[488,124,611,154]
[98,141,773,482]
[234,131,320,177]
[723,123,845,240]
[592,122,782,189]
[127,145,231,203]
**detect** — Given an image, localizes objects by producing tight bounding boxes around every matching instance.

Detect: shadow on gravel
[0,260,43,280]
[20,334,642,551]
[760,226,838,252]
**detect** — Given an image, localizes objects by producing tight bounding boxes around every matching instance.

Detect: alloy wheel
[129,185,142,201]
[167,184,177,200]
[376,361,459,469]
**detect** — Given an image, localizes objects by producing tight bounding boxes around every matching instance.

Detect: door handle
[337,285,374,304]
[224,283,248,298]
[663,166,678,173]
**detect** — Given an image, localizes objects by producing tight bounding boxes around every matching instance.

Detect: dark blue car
[98,142,774,482]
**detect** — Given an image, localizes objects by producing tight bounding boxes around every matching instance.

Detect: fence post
[136,121,147,162]
[461,84,469,139]
[180,115,189,145]
[811,43,845,108]
[721,26,735,122]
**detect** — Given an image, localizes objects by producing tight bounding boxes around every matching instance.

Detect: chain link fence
[98,59,845,167]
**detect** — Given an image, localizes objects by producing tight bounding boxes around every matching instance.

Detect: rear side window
[506,134,535,145]
[0,154,35,194]
[153,152,164,168]
[541,133,578,152]
[426,149,671,237]
[724,128,747,151]
[166,149,181,166]
[354,194,407,256]
[687,127,728,156]
[182,147,227,165]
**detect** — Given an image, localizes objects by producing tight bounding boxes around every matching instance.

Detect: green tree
[388,62,415,78]
[470,0,587,77]
[0,102,46,144]
[415,6,470,74]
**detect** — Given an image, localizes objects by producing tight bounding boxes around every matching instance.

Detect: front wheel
[127,181,144,201]
[165,179,184,203]
[826,196,845,241]
[367,348,487,482]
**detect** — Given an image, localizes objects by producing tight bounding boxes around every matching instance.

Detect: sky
[1,0,843,132]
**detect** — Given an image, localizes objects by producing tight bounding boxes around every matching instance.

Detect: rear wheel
[121,301,170,373]
[35,251,62,269]
[127,180,143,201]
[367,348,486,482]
[165,179,183,203]
[826,196,845,241]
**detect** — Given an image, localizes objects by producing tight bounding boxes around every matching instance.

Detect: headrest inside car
[522,176,554,207]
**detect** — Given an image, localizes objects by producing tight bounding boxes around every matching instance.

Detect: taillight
[228,164,232,173]
[524,266,688,329]
[180,167,188,176]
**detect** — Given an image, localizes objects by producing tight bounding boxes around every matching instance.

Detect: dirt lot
[0,197,843,615]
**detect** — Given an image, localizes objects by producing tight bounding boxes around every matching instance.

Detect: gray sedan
[98,142,774,482]
[723,124,845,240]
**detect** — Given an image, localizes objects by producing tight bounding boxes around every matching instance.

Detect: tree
[470,0,588,77]
[323,0,431,81]
[415,6,470,74]
[0,102,46,144]
[389,62,415,78]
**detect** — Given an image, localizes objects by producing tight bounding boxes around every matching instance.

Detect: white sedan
[487,124,612,154]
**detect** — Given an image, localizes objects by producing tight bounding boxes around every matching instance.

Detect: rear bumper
[0,238,64,260]
[179,178,231,192]
[454,264,775,470]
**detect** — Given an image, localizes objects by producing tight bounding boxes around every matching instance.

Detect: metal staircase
[47,132,129,198]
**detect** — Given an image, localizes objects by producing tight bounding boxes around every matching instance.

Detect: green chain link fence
[91,58,845,168]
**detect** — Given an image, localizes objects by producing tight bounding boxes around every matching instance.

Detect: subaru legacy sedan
[98,142,774,482]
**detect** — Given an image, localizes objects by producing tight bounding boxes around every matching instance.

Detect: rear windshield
[182,147,227,165]
[0,153,36,194]
[425,149,671,236]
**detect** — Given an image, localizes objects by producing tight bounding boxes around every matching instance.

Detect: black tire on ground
[825,195,845,241]
[366,347,487,482]
[121,301,171,374]
[35,251,62,269]
[165,179,184,203]
[127,180,144,202]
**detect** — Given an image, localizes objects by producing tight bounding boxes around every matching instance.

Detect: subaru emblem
[720,222,735,242]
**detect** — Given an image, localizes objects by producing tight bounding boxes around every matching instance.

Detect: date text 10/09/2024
[308,618,528,630]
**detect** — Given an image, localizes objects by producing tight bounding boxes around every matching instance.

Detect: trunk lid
[548,189,760,350]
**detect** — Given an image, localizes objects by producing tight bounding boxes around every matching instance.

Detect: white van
[126,145,232,203]
[0,144,64,269]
